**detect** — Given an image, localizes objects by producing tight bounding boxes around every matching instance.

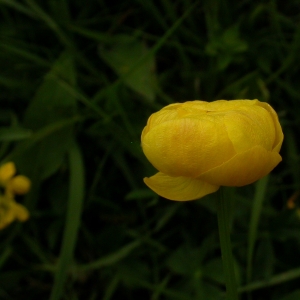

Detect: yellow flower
[0,162,16,184]
[141,99,283,201]
[0,162,31,229]
[0,196,29,230]
[6,175,31,197]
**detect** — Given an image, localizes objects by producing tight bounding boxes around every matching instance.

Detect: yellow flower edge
[198,145,282,186]
[143,146,281,201]
[144,172,219,201]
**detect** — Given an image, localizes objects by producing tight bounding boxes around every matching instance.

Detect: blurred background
[0,0,299,299]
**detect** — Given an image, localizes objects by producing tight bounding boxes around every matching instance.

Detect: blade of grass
[0,247,12,269]
[134,0,191,70]
[21,234,50,264]
[133,278,193,300]
[151,274,172,300]
[0,0,36,17]
[112,151,138,189]
[49,141,85,300]
[25,0,72,48]
[8,116,83,160]
[246,176,269,284]
[23,0,103,77]
[104,87,137,139]
[265,16,300,84]
[239,267,300,293]
[217,187,238,300]
[54,76,109,119]
[0,127,32,141]
[153,203,181,233]
[133,0,168,30]
[78,240,140,272]
[0,43,50,67]
[102,274,120,300]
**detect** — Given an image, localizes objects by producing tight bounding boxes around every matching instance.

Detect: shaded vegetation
[0,0,299,299]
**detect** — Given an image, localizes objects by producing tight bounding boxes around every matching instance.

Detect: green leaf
[125,189,156,200]
[166,245,202,276]
[205,25,248,70]
[99,35,157,102]
[0,127,32,141]
[203,258,224,284]
[78,240,141,271]
[23,52,76,129]
[12,51,77,180]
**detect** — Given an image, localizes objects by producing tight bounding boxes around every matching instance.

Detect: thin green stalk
[49,141,85,300]
[247,176,269,284]
[217,187,238,300]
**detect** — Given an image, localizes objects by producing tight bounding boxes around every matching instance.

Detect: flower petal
[256,101,284,152]
[142,117,235,178]
[144,172,219,201]
[13,202,30,221]
[0,162,16,185]
[7,175,31,195]
[223,105,276,152]
[198,146,282,186]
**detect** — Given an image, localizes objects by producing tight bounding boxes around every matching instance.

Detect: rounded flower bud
[8,175,31,195]
[0,162,16,184]
[141,99,283,201]
[13,202,30,221]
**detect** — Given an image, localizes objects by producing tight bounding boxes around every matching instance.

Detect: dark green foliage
[0,0,298,299]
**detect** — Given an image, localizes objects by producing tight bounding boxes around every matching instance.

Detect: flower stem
[217,187,238,300]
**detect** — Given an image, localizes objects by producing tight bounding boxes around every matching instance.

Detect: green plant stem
[217,187,238,300]
[247,176,269,284]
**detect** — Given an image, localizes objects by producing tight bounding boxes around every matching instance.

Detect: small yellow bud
[13,202,30,221]
[0,209,15,230]
[8,175,31,195]
[0,200,30,229]
[0,162,16,184]
[0,163,31,229]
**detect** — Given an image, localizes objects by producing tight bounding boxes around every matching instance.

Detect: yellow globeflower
[141,99,283,201]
